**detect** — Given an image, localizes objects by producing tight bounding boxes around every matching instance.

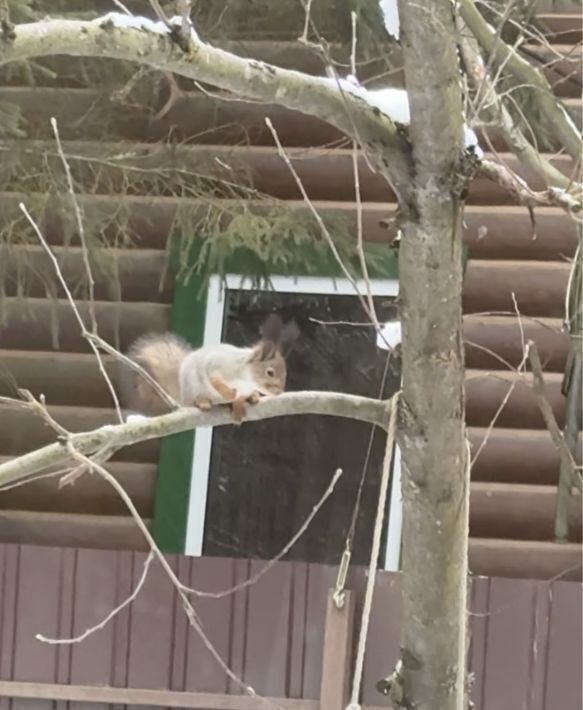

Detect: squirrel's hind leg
[209,374,237,402]
[194,398,212,411]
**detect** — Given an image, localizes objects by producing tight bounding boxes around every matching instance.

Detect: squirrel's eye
[266,367,275,378]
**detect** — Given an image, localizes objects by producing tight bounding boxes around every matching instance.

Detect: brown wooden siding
[0,4,581,579]
[0,545,581,709]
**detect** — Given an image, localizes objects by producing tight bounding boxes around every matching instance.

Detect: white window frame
[185,273,403,571]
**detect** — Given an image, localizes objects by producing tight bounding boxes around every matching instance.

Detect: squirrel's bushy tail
[118,332,190,415]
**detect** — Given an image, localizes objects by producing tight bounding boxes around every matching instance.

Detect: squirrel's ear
[280,321,300,355]
[259,313,283,343]
[249,340,278,362]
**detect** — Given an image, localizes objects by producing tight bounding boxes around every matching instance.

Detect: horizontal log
[1,245,172,303]
[2,141,575,204]
[465,370,565,429]
[0,394,574,488]
[0,349,568,430]
[1,192,577,261]
[470,482,581,542]
[2,447,579,543]
[2,248,572,320]
[533,0,582,13]
[463,315,567,371]
[0,457,156,517]
[469,426,581,485]
[522,42,582,96]
[3,86,580,150]
[461,205,577,261]
[537,13,583,43]
[469,538,582,581]
[0,297,169,352]
[0,509,149,551]
[0,510,579,579]
[0,404,159,463]
[463,260,570,318]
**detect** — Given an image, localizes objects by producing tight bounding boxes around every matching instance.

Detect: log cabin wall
[0,0,581,580]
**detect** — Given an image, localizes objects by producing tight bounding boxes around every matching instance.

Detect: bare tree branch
[460,0,582,161]
[528,343,580,475]
[0,392,391,488]
[478,159,582,212]
[459,19,577,194]
[0,14,414,203]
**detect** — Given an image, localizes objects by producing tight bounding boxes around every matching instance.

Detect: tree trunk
[396,1,471,709]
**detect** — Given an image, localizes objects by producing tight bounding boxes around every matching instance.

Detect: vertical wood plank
[319,589,355,710]
[360,571,401,705]
[169,555,189,692]
[69,549,120,710]
[468,576,490,709]
[482,578,535,710]
[184,556,234,694]
[0,545,19,710]
[545,581,583,710]
[228,558,250,695]
[110,550,134,710]
[302,564,337,699]
[243,561,292,697]
[288,562,309,699]
[126,552,174,706]
[526,581,552,710]
[55,548,76,710]
[11,546,62,710]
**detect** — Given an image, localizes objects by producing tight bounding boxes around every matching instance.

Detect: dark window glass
[202,289,401,566]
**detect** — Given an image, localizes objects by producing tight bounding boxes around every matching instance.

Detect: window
[153,270,402,570]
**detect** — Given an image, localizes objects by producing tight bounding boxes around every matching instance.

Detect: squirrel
[119,314,299,422]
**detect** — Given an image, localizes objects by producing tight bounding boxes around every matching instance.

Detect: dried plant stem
[18,202,124,422]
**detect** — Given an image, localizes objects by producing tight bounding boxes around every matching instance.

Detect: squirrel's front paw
[231,398,247,424]
[246,391,261,405]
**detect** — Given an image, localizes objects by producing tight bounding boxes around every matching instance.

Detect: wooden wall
[0,4,581,580]
[0,545,581,710]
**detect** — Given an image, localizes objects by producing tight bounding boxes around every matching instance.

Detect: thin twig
[18,202,124,423]
[350,10,380,338]
[51,118,96,329]
[110,0,132,16]
[528,343,581,482]
[265,118,378,329]
[182,468,344,598]
[37,552,155,644]
[300,0,314,43]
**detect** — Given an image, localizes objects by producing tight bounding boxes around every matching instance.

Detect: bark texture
[396,1,470,709]
[0,391,391,488]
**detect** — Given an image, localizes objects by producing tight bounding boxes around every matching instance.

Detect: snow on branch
[379,0,400,40]
[1,12,415,201]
